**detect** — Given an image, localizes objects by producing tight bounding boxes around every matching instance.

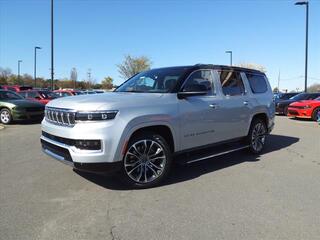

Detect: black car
[275,92,300,105]
[276,92,320,115]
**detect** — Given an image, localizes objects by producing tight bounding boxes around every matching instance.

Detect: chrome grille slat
[45,107,76,127]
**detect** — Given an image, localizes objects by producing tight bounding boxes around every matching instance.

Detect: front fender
[113,115,178,162]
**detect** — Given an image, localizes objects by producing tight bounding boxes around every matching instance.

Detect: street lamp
[225,51,233,66]
[17,60,22,81]
[51,0,54,90]
[295,0,309,92]
[34,46,41,88]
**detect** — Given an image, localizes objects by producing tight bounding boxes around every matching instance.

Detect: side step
[174,142,249,165]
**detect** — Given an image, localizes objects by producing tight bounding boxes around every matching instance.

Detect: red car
[19,90,58,104]
[287,96,320,121]
[1,85,33,92]
[53,89,81,97]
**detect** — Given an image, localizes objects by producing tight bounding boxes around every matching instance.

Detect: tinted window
[219,71,245,96]
[19,92,27,98]
[182,70,214,95]
[290,93,319,101]
[0,91,23,100]
[246,73,267,93]
[27,91,40,98]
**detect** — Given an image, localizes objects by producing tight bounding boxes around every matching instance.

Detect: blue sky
[0,0,319,90]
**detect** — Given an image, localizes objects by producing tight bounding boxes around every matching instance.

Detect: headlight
[303,105,311,109]
[75,110,118,121]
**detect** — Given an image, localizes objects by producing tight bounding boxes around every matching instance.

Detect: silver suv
[41,64,275,188]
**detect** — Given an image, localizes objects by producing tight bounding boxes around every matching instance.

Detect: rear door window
[219,70,245,96]
[246,73,268,93]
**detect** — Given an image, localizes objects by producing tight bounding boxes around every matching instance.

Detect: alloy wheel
[0,110,11,124]
[251,122,266,152]
[124,139,167,184]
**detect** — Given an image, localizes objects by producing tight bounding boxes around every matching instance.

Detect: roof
[152,64,265,75]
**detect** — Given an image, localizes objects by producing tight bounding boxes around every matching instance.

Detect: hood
[46,92,168,111]
[290,99,320,106]
[3,99,44,108]
[277,99,297,105]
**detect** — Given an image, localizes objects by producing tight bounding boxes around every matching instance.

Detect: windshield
[116,67,189,93]
[0,91,23,100]
[290,93,309,101]
[39,91,58,99]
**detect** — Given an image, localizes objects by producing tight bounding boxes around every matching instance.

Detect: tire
[311,107,320,121]
[0,108,12,124]
[283,106,289,116]
[121,132,172,188]
[246,118,267,154]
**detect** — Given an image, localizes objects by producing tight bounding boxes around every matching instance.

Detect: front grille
[42,131,76,146]
[45,107,76,127]
[288,110,298,115]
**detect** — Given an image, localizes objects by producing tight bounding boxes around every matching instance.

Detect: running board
[175,142,249,165]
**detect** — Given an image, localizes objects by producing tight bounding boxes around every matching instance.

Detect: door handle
[243,101,249,105]
[209,104,219,109]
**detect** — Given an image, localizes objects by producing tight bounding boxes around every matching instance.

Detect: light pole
[34,46,41,88]
[17,60,22,81]
[295,0,309,93]
[51,0,54,90]
[225,51,233,66]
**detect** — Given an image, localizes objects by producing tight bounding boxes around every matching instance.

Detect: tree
[117,55,152,79]
[101,76,113,89]
[307,83,320,93]
[236,62,267,73]
[273,87,279,93]
[70,67,77,89]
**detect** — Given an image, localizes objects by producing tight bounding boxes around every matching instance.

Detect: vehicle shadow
[289,117,314,122]
[75,134,299,191]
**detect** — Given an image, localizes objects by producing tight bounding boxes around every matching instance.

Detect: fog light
[75,140,101,150]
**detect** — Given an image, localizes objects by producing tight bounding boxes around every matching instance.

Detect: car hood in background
[289,100,320,107]
[2,99,45,108]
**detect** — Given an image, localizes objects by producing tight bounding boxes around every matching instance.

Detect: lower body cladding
[40,132,121,174]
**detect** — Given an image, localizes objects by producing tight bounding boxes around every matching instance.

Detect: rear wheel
[121,132,172,188]
[246,118,267,154]
[312,107,320,121]
[283,106,289,116]
[0,108,12,124]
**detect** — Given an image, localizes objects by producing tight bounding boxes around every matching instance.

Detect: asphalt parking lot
[0,116,320,240]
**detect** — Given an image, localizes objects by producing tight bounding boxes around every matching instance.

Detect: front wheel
[0,108,12,124]
[311,107,320,121]
[246,119,267,154]
[121,132,172,188]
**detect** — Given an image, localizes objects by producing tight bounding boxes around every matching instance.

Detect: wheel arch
[127,125,175,153]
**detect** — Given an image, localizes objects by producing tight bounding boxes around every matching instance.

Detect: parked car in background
[41,64,275,188]
[275,92,300,104]
[276,92,320,115]
[0,90,44,124]
[288,97,320,121]
[80,90,96,95]
[1,85,33,92]
[19,90,58,104]
[54,89,82,97]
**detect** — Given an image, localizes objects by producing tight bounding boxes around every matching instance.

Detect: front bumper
[287,108,312,118]
[12,110,44,120]
[41,136,122,174]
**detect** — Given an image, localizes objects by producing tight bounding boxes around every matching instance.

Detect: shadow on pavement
[75,134,299,191]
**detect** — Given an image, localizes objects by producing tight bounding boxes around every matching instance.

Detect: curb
[0,125,4,130]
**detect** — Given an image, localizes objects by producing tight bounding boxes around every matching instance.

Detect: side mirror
[177,91,207,99]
